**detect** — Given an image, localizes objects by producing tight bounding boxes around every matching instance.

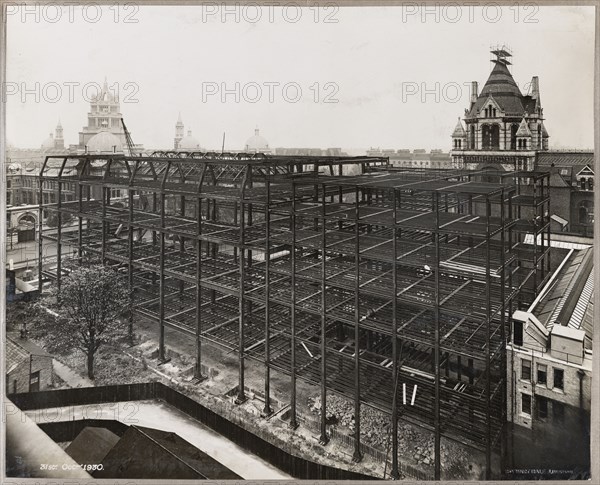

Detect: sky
[5,4,596,152]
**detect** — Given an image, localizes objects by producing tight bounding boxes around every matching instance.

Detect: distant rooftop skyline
[5,5,595,151]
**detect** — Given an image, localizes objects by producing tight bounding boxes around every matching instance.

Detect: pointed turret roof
[177,112,183,124]
[541,122,549,138]
[516,118,532,137]
[468,60,526,116]
[452,118,466,137]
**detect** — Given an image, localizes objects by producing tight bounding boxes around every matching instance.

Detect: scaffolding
[39,153,550,480]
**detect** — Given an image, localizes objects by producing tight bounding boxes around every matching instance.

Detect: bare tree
[34,265,129,379]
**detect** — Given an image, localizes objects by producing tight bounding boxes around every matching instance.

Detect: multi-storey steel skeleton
[38,152,550,480]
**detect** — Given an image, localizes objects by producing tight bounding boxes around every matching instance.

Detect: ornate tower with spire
[174,113,184,149]
[54,119,64,149]
[450,47,549,172]
[78,77,128,150]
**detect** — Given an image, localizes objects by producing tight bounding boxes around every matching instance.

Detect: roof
[468,61,530,116]
[536,151,595,167]
[179,130,201,150]
[7,335,52,358]
[245,128,269,151]
[532,248,593,348]
[551,324,585,342]
[97,425,242,479]
[516,118,532,137]
[566,267,594,349]
[6,339,29,374]
[41,133,55,150]
[452,118,466,137]
[548,171,570,188]
[87,131,123,154]
[65,426,120,464]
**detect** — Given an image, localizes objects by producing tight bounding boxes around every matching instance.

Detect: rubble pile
[308,394,471,473]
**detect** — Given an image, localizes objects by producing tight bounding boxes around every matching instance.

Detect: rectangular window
[553,368,564,390]
[536,396,548,419]
[522,394,532,415]
[537,364,547,386]
[553,402,565,422]
[513,320,523,346]
[521,359,532,381]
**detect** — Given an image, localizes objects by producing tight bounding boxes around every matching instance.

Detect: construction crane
[121,118,137,156]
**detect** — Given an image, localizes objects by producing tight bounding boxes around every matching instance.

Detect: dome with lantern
[178,129,202,150]
[41,133,55,150]
[244,127,270,153]
[86,131,123,153]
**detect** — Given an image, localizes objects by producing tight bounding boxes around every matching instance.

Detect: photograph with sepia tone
[1,2,597,482]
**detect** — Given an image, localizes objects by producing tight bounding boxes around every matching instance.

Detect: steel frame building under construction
[38,152,551,480]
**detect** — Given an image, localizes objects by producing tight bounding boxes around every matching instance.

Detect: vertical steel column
[101,189,107,264]
[77,160,86,266]
[353,185,362,462]
[195,164,208,381]
[485,196,492,479]
[179,192,186,296]
[38,158,49,295]
[290,180,298,429]
[390,187,400,480]
[127,163,135,346]
[263,176,272,415]
[319,183,329,445]
[434,190,441,480]
[56,158,67,293]
[236,166,248,404]
[532,174,538,292]
[500,188,507,474]
[158,161,170,363]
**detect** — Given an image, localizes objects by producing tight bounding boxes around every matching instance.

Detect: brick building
[6,335,53,394]
[450,47,594,237]
[507,247,592,469]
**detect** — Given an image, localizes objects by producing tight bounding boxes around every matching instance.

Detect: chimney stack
[531,76,540,100]
[470,81,478,103]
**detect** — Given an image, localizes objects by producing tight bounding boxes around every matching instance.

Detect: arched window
[457,139,462,149]
[489,125,500,149]
[588,178,594,191]
[538,125,542,148]
[580,178,586,190]
[579,200,594,224]
[470,125,476,149]
[17,213,36,226]
[492,108,497,117]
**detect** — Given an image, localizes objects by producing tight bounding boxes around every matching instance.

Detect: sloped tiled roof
[6,339,29,374]
[548,172,570,188]
[468,61,531,116]
[452,118,466,137]
[536,151,594,167]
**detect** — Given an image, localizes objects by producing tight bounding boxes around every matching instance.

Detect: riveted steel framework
[39,153,549,480]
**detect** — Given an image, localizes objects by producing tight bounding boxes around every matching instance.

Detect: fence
[8,382,377,481]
